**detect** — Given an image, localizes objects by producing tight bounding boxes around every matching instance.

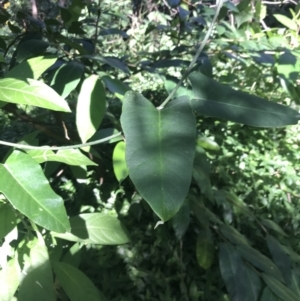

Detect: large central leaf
[120,92,196,221]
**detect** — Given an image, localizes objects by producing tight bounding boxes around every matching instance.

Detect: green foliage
[0,0,300,300]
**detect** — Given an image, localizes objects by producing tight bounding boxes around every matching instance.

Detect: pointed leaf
[0,203,19,241]
[0,256,20,301]
[0,78,71,112]
[220,224,249,245]
[262,273,299,301]
[261,219,287,236]
[5,56,57,80]
[273,14,298,31]
[18,235,54,301]
[237,244,284,282]
[121,92,196,221]
[0,150,70,233]
[260,287,279,301]
[76,75,106,143]
[102,75,130,100]
[172,201,190,240]
[113,141,128,182]
[243,264,262,301]
[15,39,49,63]
[196,229,214,269]
[266,235,292,284]
[189,72,299,127]
[219,243,248,301]
[51,213,129,245]
[27,149,97,166]
[52,261,105,301]
[51,61,84,98]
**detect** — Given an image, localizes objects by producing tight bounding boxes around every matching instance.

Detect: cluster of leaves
[1,0,300,301]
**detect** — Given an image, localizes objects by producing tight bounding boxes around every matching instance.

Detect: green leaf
[196,229,214,269]
[27,149,97,166]
[220,224,249,245]
[51,213,129,245]
[261,219,287,236]
[290,269,300,297]
[172,201,190,240]
[236,244,284,282]
[164,76,194,99]
[76,75,106,143]
[52,261,105,301]
[120,92,196,221]
[113,141,128,183]
[189,72,299,127]
[243,264,262,301]
[273,14,298,31]
[15,39,49,63]
[266,235,292,284]
[260,287,279,301]
[0,150,70,233]
[0,256,20,301]
[51,61,84,98]
[0,203,19,241]
[277,51,300,83]
[219,243,248,301]
[262,273,299,301]
[0,78,71,112]
[5,56,57,80]
[18,235,54,301]
[102,75,130,100]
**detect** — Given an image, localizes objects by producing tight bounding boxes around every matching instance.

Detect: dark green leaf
[0,204,19,241]
[172,201,190,239]
[196,229,214,269]
[51,61,84,98]
[189,71,299,127]
[220,224,249,245]
[262,273,299,301]
[15,40,49,63]
[260,287,279,301]
[121,92,196,221]
[237,244,284,282]
[261,219,287,236]
[52,261,105,301]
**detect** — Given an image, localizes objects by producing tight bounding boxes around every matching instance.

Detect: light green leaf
[273,14,298,31]
[51,61,84,98]
[164,76,194,99]
[196,229,214,269]
[0,203,19,241]
[76,75,106,143]
[5,56,57,80]
[189,72,299,127]
[113,141,128,182]
[237,244,284,282]
[0,150,70,233]
[0,256,20,301]
[18,235,54,301]
[260,287,279,301]
[0,78,71,112]
[52,213,129,245]
[27,149,97,166]
[172,201,190,240]
[262,273,299,301]
[219,243,248,301]
[52,261,106,301]
[277,51,300,83]
[121,92,196,221]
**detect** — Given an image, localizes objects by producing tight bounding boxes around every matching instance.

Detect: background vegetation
[0,0,300,300]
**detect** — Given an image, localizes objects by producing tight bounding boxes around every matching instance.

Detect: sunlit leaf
[5,56,57,80]
[113,141,128,182]
[76,75,106,143]
[121,92,196,221]
[0,78,71,112]
[0,150,70,233]
[51,213,129,245]
[273,14,298,31]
